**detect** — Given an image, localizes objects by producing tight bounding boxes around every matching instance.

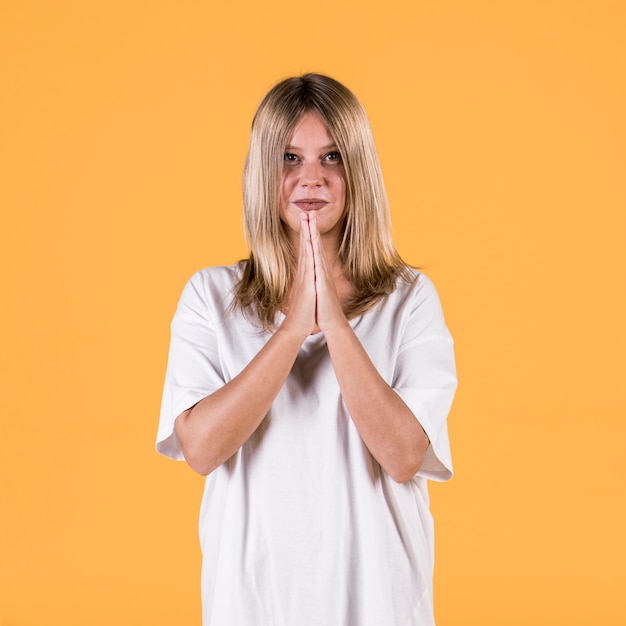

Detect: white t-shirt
[157,265,457,626]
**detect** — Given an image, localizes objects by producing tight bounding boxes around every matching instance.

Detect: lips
[293,199,328,211]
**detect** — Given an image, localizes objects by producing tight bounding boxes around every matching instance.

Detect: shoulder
[177,264,243,314]
[392,268,442,308]
[387,269,451,338]
[186,264,242,290]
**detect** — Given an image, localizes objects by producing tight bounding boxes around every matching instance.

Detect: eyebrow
[284,143,339,152]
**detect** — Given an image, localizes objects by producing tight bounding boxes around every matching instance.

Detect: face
[280,112,346,246]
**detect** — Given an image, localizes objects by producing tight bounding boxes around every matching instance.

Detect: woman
[157,73,457,625]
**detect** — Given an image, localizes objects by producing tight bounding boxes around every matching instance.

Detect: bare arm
[176,213,429,480]
[175,325,305,475]
[175,217,317,475]
[309,214,430,483]
[323,324,430,482]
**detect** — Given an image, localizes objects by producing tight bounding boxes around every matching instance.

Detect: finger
[308,214,329,277]
[297,214,310,267]
[302,213,314,256]
[297,213,315,286]
[308,213,320,256]
[300,212,310,241]
[310,217,320,255]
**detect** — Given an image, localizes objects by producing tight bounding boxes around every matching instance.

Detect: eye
[283,152,299,163]
[324,151,342,163]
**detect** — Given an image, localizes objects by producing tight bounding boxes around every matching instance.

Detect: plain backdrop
[1,1,625,624]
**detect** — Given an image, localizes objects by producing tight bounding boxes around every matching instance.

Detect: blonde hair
[235,73,412,328]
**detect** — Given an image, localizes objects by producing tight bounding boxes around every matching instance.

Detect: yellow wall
[2,1,624,624]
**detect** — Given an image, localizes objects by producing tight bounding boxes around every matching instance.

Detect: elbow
[388,459,422,483]
[174,413,219,476]
[390,471,416,484]
[181,445,220,477]
[180,445,220,477]
[386,443,428,483]
[185,455,216,477]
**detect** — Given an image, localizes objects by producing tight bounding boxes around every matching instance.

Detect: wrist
[320,318,353,341]
[275,319,311,345]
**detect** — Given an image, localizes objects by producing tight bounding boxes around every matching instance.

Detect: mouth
[293,199,328,211]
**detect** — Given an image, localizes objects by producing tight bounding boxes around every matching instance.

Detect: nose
[299,160,323,187]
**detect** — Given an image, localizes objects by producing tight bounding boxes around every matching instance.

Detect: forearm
[175,325,304,475]
[324,323,430,483]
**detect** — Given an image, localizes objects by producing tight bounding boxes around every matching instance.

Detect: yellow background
[2,1,625,624]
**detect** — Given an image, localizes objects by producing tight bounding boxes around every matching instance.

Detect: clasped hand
[283,212,349,338]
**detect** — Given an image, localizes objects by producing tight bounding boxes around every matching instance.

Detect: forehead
[287,112,335,147]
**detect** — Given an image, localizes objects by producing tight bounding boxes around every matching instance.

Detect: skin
[175,114,430,482]
[280,112,346,248]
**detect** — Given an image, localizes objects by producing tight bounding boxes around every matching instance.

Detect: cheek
[279,174,295,222]
[281,171,296,198]
[333,174,347,204]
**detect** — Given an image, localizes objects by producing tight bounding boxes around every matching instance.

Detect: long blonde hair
[235,73,412,328]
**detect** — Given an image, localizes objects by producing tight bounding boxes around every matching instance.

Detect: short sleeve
[156,272,226,460]
[392,274,457,481]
